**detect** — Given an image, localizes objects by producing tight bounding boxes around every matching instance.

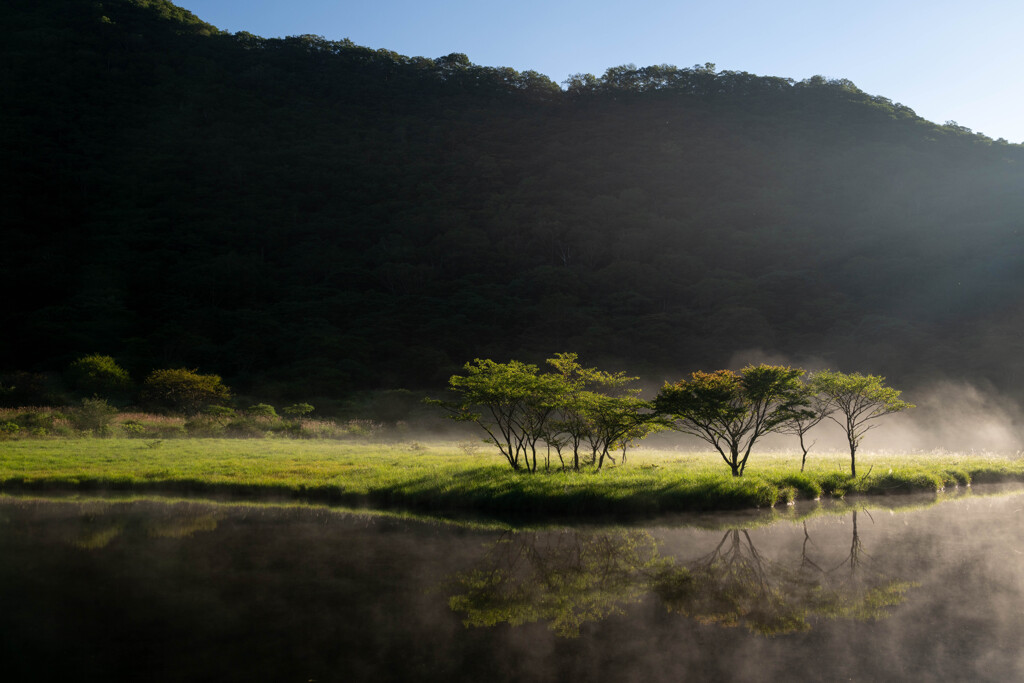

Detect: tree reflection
[654,510,914,635]
[59,505,221,549]
[449,512,915,637]
[448,530,670,637]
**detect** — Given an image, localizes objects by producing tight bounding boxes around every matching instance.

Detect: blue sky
[177,0,1024,142]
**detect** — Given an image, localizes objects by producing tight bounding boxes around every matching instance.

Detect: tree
[655,365,807,476]
[545,353,654,471]
[430,354,656,472]
[580,391,653,470]
[67,354,132,402]
[142,368,231,415]
[812,370,914,477]
[544,353,593,471]
[427,359,564,472]
[777,374,835,472]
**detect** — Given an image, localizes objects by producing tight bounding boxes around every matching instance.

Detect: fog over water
[1,491,1022,681]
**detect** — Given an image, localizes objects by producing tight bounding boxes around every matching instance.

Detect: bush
[0,422,20,439]
[15,410,65,434]
[204,405,236,419]
[283,403,314,418]
[143,368,231,415]
[155,424,187,439]
[246,403,278,418]
[224,418,268,438]
[344,419,383,438]
[0,372,60,407]
[69,397,118,434]
[184,416,226,437]
[121,420,147,437]
[67,354,132,402]
[283,419,347,439]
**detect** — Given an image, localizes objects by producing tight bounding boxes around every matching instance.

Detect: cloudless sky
[176,0,1024,142]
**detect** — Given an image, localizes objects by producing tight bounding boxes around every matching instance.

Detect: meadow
[1,438,1022,519]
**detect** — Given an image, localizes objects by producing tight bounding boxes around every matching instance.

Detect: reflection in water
[61,505,220,548]
[449,530,669,637]
[2,493,1023,682]
[450,511,915,637]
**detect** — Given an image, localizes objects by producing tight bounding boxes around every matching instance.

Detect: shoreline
[2,438,1022,520]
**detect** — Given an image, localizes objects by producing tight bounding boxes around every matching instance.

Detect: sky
[176,0,1024,142]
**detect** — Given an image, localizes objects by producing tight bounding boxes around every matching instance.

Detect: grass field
[1,439,1022,518]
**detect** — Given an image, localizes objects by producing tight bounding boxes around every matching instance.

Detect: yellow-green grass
[1,440,1022,518]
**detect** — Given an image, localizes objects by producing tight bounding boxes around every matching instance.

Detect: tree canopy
[813,370,914,476]
[429,354,655,472]
[142,368,232,415]
[655,365,807,476]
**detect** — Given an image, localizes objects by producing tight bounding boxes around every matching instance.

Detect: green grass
[1,439,1022,519]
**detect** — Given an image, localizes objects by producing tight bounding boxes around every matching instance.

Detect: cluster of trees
[4,0,1024,405]
[434,356,913,477]
[429,354,655,473]
[9,353,232,416]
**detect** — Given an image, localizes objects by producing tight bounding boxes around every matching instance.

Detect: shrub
[283,402,314,419]
[0,422,20,438]
[143,368,231,415]
[69,397,118,434]
[0,372,59,407]
[121,420,147,437]
[184,416,226,437]
[67,354,132,402]
[204,405,236,419]
[246,403,278,418]
[344,419,383,438]
[155,424,187,439]
[224,418,267,438]
[15,410,64,434]
[286,419,347,439]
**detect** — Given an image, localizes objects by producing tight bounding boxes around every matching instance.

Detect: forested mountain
[4,0,1024,404]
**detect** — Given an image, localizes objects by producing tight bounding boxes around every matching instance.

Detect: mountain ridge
[3,0,1023,404]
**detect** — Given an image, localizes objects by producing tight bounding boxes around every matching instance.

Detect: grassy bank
[1,439,1022,517]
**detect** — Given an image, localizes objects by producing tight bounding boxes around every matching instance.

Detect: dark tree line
[4,0,1024,407]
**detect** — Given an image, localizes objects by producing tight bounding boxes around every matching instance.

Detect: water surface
[1,490,1021,682]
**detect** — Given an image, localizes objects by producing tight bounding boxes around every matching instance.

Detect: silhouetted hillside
[4,0,1024,403]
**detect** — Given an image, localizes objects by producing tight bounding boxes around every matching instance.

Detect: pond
[1,489,1022,682]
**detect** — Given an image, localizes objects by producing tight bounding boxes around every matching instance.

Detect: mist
[639,348,1024,456]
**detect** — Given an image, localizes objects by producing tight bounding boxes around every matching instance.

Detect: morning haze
[2,1,1023,680]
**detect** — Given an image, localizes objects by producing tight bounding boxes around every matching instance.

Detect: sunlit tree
[656,365,807,476]
[812,370,913,477]
[427,359,564,472]
[778,373,835,472]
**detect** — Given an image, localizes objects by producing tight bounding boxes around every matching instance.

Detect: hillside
[3,0,1024,404]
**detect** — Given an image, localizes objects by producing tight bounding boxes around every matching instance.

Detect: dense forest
[4,0,1024,408]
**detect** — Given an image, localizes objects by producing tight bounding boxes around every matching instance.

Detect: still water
[1,490,1022,682]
